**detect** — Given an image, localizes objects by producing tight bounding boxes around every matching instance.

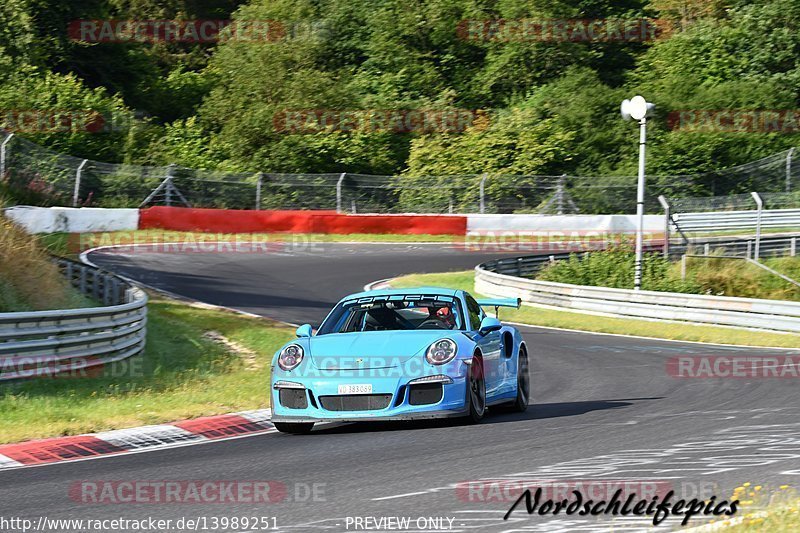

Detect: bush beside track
[391,271,800,348]
[0,214,92,312]
[536,244,800,302]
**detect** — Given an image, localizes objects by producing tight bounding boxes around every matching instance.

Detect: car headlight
[426,338,457,365]
[278,344,304,371]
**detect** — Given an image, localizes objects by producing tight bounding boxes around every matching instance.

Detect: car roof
[342,286,461,301]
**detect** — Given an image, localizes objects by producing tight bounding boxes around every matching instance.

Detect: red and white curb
[0,409,273,471]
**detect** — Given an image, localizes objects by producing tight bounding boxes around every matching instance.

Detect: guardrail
[476,245,800,334]
[0,259,148,380]
[668,234,800,260]
[671,209,800,232]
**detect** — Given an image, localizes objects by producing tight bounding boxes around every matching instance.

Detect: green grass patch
[722,485,800,532]
[39,230,464,259]
[537,244,701,293]
[680,255,800,301]
[392,271,800,348]
[533,244,800,302]
[0,294,294,444]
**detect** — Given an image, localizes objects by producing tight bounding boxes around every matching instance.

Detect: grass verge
[0,294,293,444]
[718,485,800,532]
[391,271,800,348]
[39,230,465,258]
[0,214,93,312]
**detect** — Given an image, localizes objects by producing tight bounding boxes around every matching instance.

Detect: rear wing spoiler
[476,298,521,309]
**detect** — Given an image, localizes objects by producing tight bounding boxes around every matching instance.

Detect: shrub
[535,243,702,293]
[0,212,87,311]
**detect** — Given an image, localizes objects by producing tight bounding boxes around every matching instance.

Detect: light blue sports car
[270,287,529,434]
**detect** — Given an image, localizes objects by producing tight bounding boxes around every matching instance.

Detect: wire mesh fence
[1,129,799,214]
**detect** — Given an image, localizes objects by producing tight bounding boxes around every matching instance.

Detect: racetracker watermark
[456,479,674,502]
[71,232,328,255]
[667,110,800,133]
[68,20,293,43]
[0,357,144,380]
[0,109,134,134]
[272,109,489,134]
[457,231,659,252]
[69,480,326,504]
[456,18,669,42]
[667,355,800,378]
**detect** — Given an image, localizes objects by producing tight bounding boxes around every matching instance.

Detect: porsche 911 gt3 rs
[270,287,529,433]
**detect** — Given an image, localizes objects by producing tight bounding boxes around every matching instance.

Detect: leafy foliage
[536,243,702,292]
[1,0,799,195]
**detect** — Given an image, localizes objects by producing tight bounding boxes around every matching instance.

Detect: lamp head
[621,95,655,121]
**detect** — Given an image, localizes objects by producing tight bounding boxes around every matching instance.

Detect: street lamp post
[621,96,655,291]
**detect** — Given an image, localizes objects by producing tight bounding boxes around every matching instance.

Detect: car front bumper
[270,362,470,423]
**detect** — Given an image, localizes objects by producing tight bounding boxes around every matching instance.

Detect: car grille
[408,383,443,405]
[318,394,392,411]
[279,389,308,409]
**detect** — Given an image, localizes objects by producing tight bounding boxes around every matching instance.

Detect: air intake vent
[318,394,392,411]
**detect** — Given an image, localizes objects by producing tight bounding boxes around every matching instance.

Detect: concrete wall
[4,206,139,234]
[466,214,663,234]
[4,206,664,235]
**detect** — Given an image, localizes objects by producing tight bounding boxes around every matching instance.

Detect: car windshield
[317,295,464,334]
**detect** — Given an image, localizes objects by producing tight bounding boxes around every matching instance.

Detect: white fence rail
[672,208,800,233]
[0,259,148,380]
[476,261,800,334]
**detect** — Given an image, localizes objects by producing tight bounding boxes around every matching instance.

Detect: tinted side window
[465,295,483,330]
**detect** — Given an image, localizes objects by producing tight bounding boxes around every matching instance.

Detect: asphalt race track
[4,242,800,532]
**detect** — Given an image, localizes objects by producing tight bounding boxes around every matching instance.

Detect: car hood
[309,330,454,369]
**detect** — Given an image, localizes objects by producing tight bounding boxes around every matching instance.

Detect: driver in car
[420,304,457,329]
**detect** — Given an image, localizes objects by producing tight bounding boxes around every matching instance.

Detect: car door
[465,294,504,398]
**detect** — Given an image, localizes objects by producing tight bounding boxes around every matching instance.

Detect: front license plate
[338,384,372,394]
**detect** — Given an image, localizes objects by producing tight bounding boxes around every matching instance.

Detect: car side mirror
[295,324,313,338]
[479,316,502,335]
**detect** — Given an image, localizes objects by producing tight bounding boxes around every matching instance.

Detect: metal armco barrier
[0,259,148,380]
[476,247,800,334]
[672,208,800,232]
[668,234,800,260]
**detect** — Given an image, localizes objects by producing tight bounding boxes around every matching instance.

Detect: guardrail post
[336,172,346,213]
[79,265,87,293]
[792,237,797,257]
[0,133,14,178]
[73,159,88,207]
[787,148,795,193]
[165,164,175,207]
[479,174,488,214]
[657,195,670,258]
[746,240,752,259]
[255,173,263,210]
[516,257,523,276]
[351,199,357,214]
[92,269,101,301]
[103,277,112,305]
[704,243,710,256]
[751,192,763,261]
[681,254,687,280]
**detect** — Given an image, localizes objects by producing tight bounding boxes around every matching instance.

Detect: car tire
[274,422,315,434]
[510,347,530,413]
[466,355,486,423]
